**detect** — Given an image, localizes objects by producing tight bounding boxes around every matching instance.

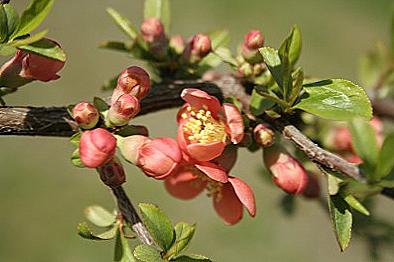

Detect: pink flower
[118,135,151,165]
[97,157,126,188]
[79,128,117,168]
[263,146,308,195]
[72,102,99,129]
[111,66,150,103]
[108,94,140,126]
[140,18,165,43]
[136,137,182,179]
[182,34,211,63]
[177,88,244,162]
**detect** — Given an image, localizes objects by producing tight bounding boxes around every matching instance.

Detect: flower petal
[228,177,256,217]
[187,141,225,162]
[164,167,207,200]
[181,88,221,116]
[213,183,243,225]
[194,161,228,183]
[222,103,244,144]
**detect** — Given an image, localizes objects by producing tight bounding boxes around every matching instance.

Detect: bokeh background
[1,0,394,261]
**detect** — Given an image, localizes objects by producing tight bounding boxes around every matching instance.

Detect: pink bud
[112,66,151,102]
[72,102,99,129]
[182,34,211,63]
[136,137,182,179]
[244,30,264,50]
[254,124,275,147]
[141,18,165,43]
[97,157,126,188]
[238,62,253,78]
[108,94,140,126]
[302,173,320,199]
[263,146,308,195]
[79,128,117,168]
[118,135,151,165]
[169,35,185,54]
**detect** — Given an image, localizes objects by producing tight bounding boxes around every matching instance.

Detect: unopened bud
[107,94,140,126]
[263,146,308,195]
[79,128,117,168]
[241,44,263,64]
[254,124,275,147]
[182,34,211,64]
[112,66,150,102]
[118,135,151,165]
[253,63,265,76]
[72,102,99,129]
[97,157,126,188]
[169,35,185,54]
[141,18,165,43]
[244,30,264,50]
[238,62,253,78]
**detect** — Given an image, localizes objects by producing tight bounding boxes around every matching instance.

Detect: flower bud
[182,34,211,64]
[244,30,264,50]
[136,137,182,179]
[241,44,263,64]
[97,157,126,188]
[253,63,265,76]
[238,62,253,78]
[112,66,150,102]
[141,18,165,43]
[72,102,99,129]
[302,173,320,199]
[169,35,185,54]
[263,146,308,195]
[79,128,117,168]
[254,124,275,147]
[107,94,140,126]
[118,135,151,165]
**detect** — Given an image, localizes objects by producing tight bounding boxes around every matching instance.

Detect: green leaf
[0,5,8,43]
[18,38,66,61]
[376,134,394,180]
[391,7,394,54]
[166,223,196,259]
[279,25,301,66]
[328,194,353,252]
[69,132,82,145]
[71,149,84,168]
[144,0,170,32]
[293,79,372,121]
[84,205,115,227]
[208,30,229,50]
[250,89,275,116]
[343,194,370,216]
[11,0,54,39]
[106,8,139,40]
[213,47,238,67]
[4,4,19,38]
[288,67,304,105]
[170,254,212,262]
[139,203,174,251]
[93,96,109,113]
[8,30,47,47]
[0,44,16,56]
[259,47,283,87]
[349,118,379,173]
[114,227,136,262]
[77,222,116,241]
[134,244,163,262]
[99,40,132,53]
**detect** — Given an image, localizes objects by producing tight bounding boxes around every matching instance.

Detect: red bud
[254,124,275,147]
[112,66,150,102]
[108,94,140,126]
[72,102,99,129]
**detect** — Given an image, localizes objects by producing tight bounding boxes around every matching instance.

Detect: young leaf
[84,205,115,227]
[328,194,353,252]
[114,227,136,262]
[349,118,379,173]
[208,30,229,50]
[139,203,175,251]
[213,47,238,67]
[0,5,8,43]
[4,4,19,38]
[77,222,116,241]
[165,223,196,259]
[93,96,109,113]
[293,79,372,121]
[279,25,302,66]
[288,67,304,105]
[9,30,47,47]
[392,7,394,54]
[343,194,370,216]
[170,254,212,262]
[106,8,139,40]
[134,244,163,262]
[71,149,84,168]
[18,38,66,61]
[98,40,132,53]
[69,131,82,145]
[11,0,54,39]
[0,44,15,56]
[144,0,170,32]
[259,47,283,87]
[375,134,394,180]
[250,89,275,116]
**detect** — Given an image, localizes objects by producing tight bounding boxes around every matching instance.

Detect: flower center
[181,106,226,144]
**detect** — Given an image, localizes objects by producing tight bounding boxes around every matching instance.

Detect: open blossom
[72,102,99,129]
[107,94,140,126]
[177,88,244,162]
[79,128,117,168]
[111,66,150,103]
[263,146,308,195]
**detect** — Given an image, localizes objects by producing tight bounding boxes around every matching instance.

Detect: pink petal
[211,145,238,172]
[148,137,182,163]
[228,177,256,217]
[181,88,221,117]
[187,141,225,162]
[213,183,243,225]
[164,167,207,200]
[222,103,244,144]
[176,104,190,124]
[194,161,228,183]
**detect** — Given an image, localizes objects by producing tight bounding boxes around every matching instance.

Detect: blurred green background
[1,0,394,261]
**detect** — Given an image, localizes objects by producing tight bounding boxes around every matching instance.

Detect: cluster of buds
[328,116,383,164]
[70,66,150,188]
[263,146,320,198]
[0,38,65,93]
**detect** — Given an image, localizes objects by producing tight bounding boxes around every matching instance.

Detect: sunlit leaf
[166,223,196,259]
[18,38,66,61]
[84,205,115,227]
[134,244,163,262]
